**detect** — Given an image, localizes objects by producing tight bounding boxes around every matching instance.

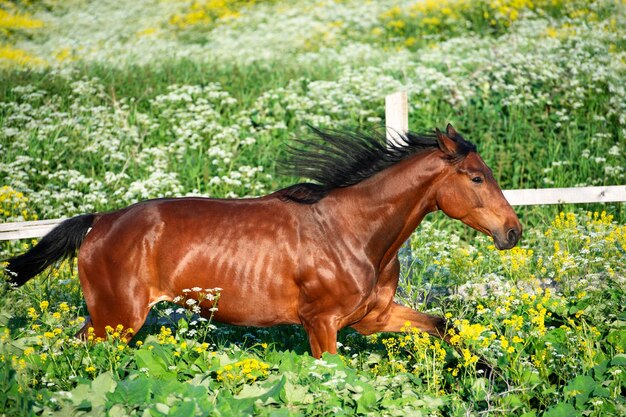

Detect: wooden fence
[1,92,624,241]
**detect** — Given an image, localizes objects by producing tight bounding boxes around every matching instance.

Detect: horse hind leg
[77,264,153,342]
[80,290,152,341]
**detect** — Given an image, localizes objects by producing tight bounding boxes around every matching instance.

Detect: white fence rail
[0,219,66,241]
[1,92,624,241]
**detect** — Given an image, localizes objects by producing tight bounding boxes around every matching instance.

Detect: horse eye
[471,176,483,184]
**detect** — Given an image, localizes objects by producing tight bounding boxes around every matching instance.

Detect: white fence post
[385,91,408,144]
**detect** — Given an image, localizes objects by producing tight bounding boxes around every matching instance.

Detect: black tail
[4,214,96,287]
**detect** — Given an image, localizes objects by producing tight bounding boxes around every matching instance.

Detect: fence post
[385,91,408,144]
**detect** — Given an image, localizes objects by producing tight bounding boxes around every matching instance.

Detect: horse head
[434,124,522,250]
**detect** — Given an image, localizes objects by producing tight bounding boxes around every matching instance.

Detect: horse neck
[323,150,445,267]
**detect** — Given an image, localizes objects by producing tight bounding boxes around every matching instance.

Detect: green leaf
[593,385,611,398]
[542,402,579,417]
[68,383,92,408]
[544,328,567,354]
[219,376,287,415]
[607,330,626,351]
[237,384,275,400]
[610,353,626,366]
[280,378,309,404]
[135,348,171,379]
[420,395,444,409]
[108,377,153,406]
[501,394,523,410]
[154,403,170,415]
[320,352,347,369]
[168,400,196,417]
[268,410,291,417]
[90,372,117,408]
[564,375,596,409]
[592,360,609,379]
[471,378,488,401]
[108,404,128,417]
[356,389,377,414]
[235,376,286,402]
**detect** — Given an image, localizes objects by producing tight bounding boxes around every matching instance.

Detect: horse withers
[5,124,521,358]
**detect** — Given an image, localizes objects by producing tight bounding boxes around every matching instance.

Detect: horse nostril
[507,228,519,244]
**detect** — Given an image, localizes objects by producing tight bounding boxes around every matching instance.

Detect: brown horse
[5,124,521,358]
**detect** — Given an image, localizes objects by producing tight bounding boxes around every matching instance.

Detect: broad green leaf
[320,352,347,369]
[168,400,196,417]
[68,383,92,407]
[606,330,626,351]
[564,375,595,409]
[610,353,626,366]
[268,409,291,417]
[154,403,170,415]
[90,372,117,408]
[280,378,309,404]
[135,348,171,379]
[593,385,611,398]
[236,376,286,402]
[542,402,578,417]
[544,328,567,354]
[501,393,523,409]
[471,378,488,401]
[108,404,128,417]
[356,389,377,414]
[592,360,609,379]
[237,384,275,399]
[108,377,153,406]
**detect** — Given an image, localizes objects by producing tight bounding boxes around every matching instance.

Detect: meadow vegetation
[0,0,625,415]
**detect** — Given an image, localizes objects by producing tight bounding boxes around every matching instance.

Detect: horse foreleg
[351,302,449,341]
[352,302,499,379]
[301,317,339,358]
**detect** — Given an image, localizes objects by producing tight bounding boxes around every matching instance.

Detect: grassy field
[1,0,625,415]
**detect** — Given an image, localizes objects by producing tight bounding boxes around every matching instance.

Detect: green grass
[1,0,625,415]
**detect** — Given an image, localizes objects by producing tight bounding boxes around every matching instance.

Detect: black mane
[279,126,476,204]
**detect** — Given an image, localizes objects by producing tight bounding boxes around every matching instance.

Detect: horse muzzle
[493,226,521,250]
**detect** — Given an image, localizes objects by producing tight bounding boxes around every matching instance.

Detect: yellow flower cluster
[499,246,535,279]
[403,322,447,362]
[448,319,488,346]
[104,324,134,342]
[378,0,597,43]
[503,314,524,331]
[586,210,614,227]
[0,186,37,221]
[216,358,270,383]
[169,0,270,29]
[0,7,44,33]
[0,4,45,68]
[0,44,44,67]
[157,326,177,345]
[552,211,578,231]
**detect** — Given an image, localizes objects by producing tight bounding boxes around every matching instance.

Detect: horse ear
[446,123,458,138]
[435,127,457,156]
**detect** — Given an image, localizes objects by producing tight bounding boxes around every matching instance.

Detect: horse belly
[158,220,302,327]
[168,252,301,326]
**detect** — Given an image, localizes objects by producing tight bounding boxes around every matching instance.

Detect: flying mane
[279,126,477,204]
